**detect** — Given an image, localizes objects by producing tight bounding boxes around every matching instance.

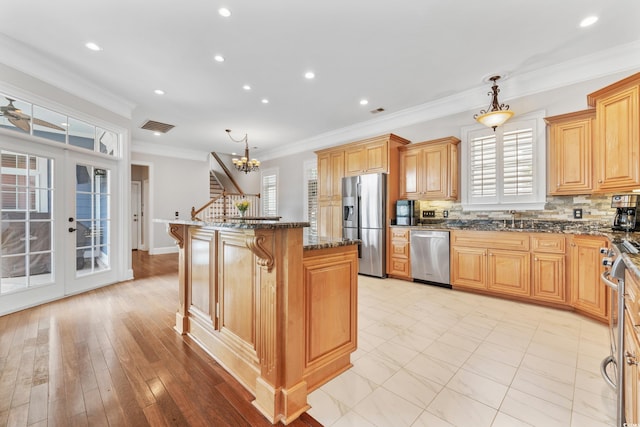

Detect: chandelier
[226,129,260,173]
[473,75,514,131]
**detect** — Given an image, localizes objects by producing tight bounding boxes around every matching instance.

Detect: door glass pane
[1,150,54,294]
[75,164,110,276]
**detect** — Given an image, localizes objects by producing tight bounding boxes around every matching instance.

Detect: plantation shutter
[469,132,497,204]
[502,127,534,198]
[261,171,277,216]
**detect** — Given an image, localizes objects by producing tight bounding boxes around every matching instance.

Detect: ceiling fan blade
[32,117,65,131]
[8,117,30,133]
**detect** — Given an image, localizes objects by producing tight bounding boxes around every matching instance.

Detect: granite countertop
[393,219,628,236]
[155,218,310,229]
[303,231,359,251]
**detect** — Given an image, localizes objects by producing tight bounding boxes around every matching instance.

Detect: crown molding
[0,34,136,119]
[260,40,640,161]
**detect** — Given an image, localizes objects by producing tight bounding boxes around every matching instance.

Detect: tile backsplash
[418,193,620,225]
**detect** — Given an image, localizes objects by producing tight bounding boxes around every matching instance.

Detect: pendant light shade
[474,76,514,131]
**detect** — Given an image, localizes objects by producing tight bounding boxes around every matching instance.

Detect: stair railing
[191,192,262,221]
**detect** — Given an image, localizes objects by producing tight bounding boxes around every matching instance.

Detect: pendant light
[474,75,514,131]
[226,129,260,174]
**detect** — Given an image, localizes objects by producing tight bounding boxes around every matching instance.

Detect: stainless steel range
[601,239,638,427]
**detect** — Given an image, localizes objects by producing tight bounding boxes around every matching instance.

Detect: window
[261,169,278,217]
[303,160,318,237]
[461,112,546,211]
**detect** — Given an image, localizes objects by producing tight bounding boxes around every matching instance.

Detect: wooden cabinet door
[570,236,608,321]
[546,110,594,195]
[594,84,640,191]
[389,227,411,279]
[399,148,421,199]
[624,313,639,425]
[318,201,342,240]
[451,246,486,290]
[487,250,530,297]
[532,252,566,303]
[449,143,459,200]
[423,144,447,198]
[329,151,345,198]
[364,141,388,173]
[344,147,365,176]
[317,152,332,200]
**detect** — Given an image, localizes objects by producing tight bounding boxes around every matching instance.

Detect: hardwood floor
[0,251,322,427]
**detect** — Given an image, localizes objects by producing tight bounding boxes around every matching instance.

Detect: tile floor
[307,276,616,427]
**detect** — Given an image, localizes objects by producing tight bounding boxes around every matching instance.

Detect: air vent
[370,107,385,114]
[140,120,175,133]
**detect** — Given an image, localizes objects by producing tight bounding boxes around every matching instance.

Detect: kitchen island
[161,219,358,425]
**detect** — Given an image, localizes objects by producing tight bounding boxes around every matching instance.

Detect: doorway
[130,163,150,253]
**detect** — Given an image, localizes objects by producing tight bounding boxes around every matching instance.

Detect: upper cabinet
[315,134,410,240]
[545,109,595,195]
[399,136,460,200]
[588,72,640,192]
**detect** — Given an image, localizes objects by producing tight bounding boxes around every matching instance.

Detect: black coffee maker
[611,194,640,231]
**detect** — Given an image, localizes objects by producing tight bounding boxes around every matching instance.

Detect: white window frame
[461,110,546,211]
[261,168,278,217]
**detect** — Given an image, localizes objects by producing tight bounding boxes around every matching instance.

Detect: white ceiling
[2,0,640,159]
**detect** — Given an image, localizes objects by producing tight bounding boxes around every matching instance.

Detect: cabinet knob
[598,179,603,183]
[626,351,637,366]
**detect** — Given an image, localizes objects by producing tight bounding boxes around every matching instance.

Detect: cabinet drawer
[451,231,530,251]
[389,258,410,277]
[391,241,410,258]
[531,234,565,253]
[391,227,410,241]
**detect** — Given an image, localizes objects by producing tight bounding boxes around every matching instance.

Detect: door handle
[68,227,77,232]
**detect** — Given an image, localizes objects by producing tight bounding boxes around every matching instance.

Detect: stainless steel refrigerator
[342,173,386,278]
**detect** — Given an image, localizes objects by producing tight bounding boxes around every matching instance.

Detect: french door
[0,138,120,314]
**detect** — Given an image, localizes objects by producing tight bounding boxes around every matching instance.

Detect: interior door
[66,154,118,294]
[131,181,141,250]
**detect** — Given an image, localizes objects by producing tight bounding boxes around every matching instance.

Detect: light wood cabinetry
[399,136,460,200]
[625,270,640,425]
[451,231,608,320]
[569,235,608,321]
[587,72,640,192]
[624,313,639,425]
[389,227,411,280]
[544,109,595,195]
[316,134,410,275]
[531,234,566,304]
[451,231,530,295]
[317,150,344,240]
[344,140,388,176]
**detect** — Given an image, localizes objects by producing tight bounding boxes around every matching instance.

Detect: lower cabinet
[569,235,608,321]
[624,313,639,425]
[451,231,607,322]
[389,227,411,280]
[531,234,567,304]
[451,231,530,295]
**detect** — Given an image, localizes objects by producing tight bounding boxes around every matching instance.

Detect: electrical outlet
[422,210,436,218]
[573,208,583,219]
[443,210,449,218]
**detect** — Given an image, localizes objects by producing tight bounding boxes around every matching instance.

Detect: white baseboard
[150,246,179,255]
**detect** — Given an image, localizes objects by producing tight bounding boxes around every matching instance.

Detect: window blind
[469,133,497,201]
[503,127,534,197]
[262,173,277,216]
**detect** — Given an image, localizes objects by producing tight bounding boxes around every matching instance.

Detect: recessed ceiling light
[304,71,315,79]
[214,55,225,62]
[243,84,251,91]
[153,132,162,136]
[360,99,369,106]
[261,99,269,104]
[154,89,165,95]
[85,42,102,51]
[580,16,598,27]
[218,7,231,17]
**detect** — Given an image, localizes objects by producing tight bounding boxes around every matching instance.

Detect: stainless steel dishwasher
[410,230,450,287]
